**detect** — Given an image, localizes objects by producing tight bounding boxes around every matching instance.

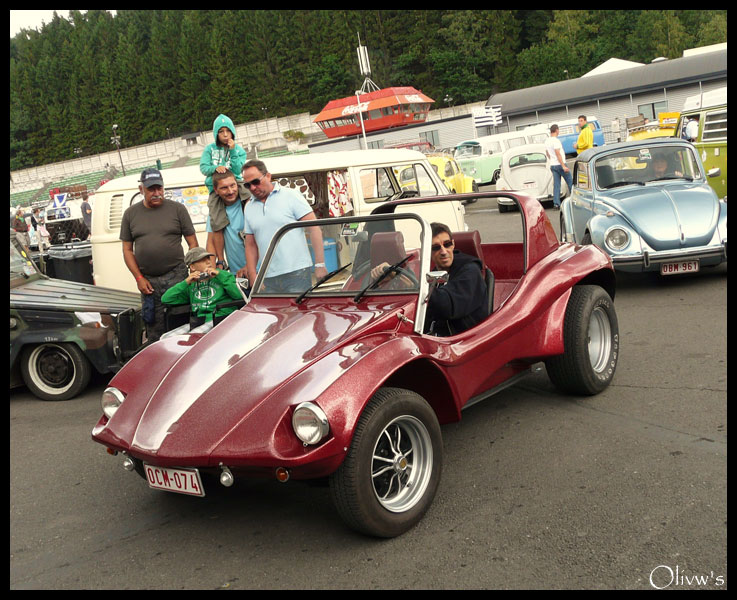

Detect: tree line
[10,10,727,171]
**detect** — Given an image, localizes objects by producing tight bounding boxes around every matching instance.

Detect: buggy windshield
[251,214,425,300]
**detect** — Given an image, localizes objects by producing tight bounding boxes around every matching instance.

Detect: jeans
[142,262,189,343]
[551,165,573,207]
[263,267,312,293]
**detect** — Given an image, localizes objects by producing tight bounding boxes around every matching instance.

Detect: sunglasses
[431,239,454,252]
[244,174,266,188]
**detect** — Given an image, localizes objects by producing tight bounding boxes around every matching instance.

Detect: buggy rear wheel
[545,285,619,395]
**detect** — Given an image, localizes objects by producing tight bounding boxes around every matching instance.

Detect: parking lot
[10,196,726,590]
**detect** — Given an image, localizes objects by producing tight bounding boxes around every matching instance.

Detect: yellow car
[625,112,679,142]
[427,153,479,202]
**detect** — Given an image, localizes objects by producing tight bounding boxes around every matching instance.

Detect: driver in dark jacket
[424,222,488,336]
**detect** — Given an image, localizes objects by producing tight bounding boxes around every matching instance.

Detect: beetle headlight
[292,402,330,445]
[102,387,126,419]
[605,227,630,251]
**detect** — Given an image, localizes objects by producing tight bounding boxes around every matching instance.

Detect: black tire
[330,387,443,538]
[20,342,92,401]
[545,285,619,395]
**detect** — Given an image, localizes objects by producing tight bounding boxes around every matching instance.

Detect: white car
[495,143,568,212]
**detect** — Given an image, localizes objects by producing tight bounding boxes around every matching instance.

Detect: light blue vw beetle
[560,138,727,275]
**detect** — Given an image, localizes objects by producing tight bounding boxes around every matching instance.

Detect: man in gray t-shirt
[120,168,198,342]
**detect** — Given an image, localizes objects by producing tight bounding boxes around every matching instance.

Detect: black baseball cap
[140,168,164,188]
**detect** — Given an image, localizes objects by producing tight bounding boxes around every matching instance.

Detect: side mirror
[424,270,449,303]
[707,167,721,178]
[426,270,449,285]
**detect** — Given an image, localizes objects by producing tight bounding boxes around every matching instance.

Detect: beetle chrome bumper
[610,242,727,268]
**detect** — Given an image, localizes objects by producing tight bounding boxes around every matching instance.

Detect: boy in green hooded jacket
[200,114,248,262]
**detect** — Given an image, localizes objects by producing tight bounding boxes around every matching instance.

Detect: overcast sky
[10,10,117,38]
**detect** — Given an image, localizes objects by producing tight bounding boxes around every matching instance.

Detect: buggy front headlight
[292,402,330,445]
[101,387,126,419]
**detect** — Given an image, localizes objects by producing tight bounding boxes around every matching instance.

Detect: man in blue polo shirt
[242,159,327,292]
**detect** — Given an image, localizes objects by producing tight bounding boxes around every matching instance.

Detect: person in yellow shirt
[573,115,594,155]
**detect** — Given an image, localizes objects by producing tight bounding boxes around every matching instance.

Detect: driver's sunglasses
[244,174,266,188]
[431,240,454,252]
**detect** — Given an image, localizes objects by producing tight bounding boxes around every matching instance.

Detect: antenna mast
[356,33,380,94]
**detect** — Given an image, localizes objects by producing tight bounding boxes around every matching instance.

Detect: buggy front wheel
[330,387,442,538]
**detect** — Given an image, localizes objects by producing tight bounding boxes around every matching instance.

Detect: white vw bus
[90,149,466,292]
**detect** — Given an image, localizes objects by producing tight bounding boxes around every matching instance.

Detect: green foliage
[9,10,727,170]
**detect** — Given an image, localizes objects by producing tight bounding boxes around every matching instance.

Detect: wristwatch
[314,262,326,268]
[216,259,228,270]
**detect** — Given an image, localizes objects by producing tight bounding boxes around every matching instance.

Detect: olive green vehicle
[10,233,144,401]
[676,87,727,199]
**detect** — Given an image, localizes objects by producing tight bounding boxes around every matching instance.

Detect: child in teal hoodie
[161,247,243,326]
[200,114,247,232]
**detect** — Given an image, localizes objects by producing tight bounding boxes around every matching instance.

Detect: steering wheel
[388,265,419,287]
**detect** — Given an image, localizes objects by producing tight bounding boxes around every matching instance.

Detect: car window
[455,144,481,158]
[394,163,440,197]
[11,239,38,279]
[574,162,591,190]
[414,163,441,196]
[509,153,547,168]
[487,141,503,154]
[593,145,702,190]
[272,175,317,206]
[506,137,527,149]
[360,167,396,202]
[702,109,727,141]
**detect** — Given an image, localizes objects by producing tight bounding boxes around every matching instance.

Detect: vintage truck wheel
[545,285,619,395]
[20,342,92,401]
[330,387,442,538]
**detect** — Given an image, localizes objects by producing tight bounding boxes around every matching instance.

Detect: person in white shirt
[545,125,572,209]
[683,117,699,142]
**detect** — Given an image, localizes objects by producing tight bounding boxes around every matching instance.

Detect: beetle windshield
[594,145,702,190]
[252,214,425,299]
